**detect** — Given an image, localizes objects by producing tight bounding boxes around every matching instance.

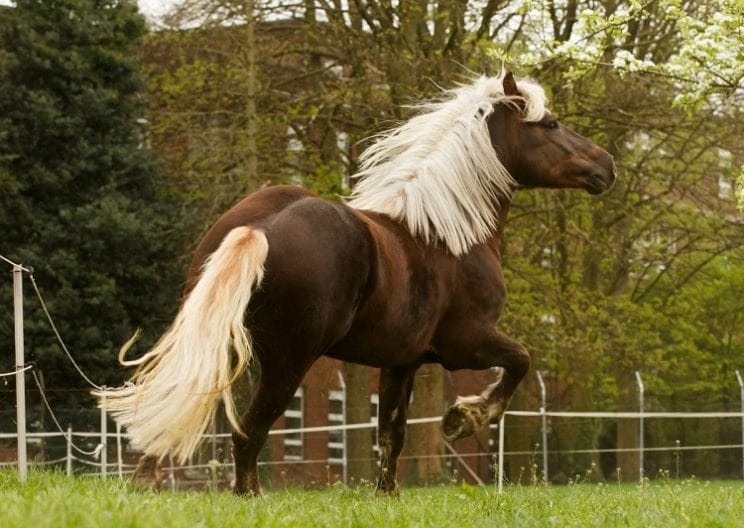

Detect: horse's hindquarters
[246,197,376,364]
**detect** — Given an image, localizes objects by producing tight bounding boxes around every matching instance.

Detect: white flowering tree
[478,0,743,481]
[491,0,741,105]
[489,0,743,207]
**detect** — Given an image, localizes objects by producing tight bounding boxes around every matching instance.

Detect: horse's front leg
[375,364,419,496]
[440,330,530,441]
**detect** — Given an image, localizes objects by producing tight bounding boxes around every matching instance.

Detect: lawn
[1,471,743,527]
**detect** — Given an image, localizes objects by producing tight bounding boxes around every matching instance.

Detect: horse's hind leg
[375,364,419,496]
[232,359,313,496]
[440,330,530,441]
[132,454,163,490]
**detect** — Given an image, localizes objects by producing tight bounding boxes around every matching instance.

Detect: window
[717,149,733,200]
[328,389,345,464]
[337,132,350,189]
[718,175,733,200]
[283,387,304,461]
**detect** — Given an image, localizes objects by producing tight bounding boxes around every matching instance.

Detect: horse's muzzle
[586,156,616,195]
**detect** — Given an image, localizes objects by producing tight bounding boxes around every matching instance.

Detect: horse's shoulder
[439,245,506,319]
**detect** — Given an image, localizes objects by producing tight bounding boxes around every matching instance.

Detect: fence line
[3,410,744,483]
[5,427,741,469]
[27,274,103,390]
[0,364,33,378]
[6,417,743,444]
[3,410,740,443]
[3,256,744,489]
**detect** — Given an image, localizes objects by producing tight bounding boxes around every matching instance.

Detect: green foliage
[0,0,183,404]
[476,0,743,477]
[134,0,744,480]
[3,0,741,482]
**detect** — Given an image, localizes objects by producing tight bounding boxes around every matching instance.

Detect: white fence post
[635,371,644,483]
[336,370,347,484]
[497,413,505,493]
[116,422,123,480]
[66,425,73,476]
[736,370,744,482]
[211,411,217,462]
[13,264,27,482]
[536,370,548,484]
[100,387,107,478]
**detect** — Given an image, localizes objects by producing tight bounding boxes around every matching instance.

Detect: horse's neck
[484,194,512,252]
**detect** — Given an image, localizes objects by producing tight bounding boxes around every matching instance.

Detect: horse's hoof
[441,406,467,441]
[234,488,263,498]
[375,480,400,498]
[233,482,263,497]
[442,396,489,441]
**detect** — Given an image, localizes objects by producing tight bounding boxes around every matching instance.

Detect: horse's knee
[510,345,531,381]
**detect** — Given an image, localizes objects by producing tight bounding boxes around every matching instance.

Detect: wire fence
[2,408,744,490]
[3,252,744,490]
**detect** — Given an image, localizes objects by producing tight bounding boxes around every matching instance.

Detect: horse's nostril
[604,167,617,192]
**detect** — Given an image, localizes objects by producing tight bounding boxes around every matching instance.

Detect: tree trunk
[344,362,375,484]
[241,0,257,185]
[615,368,640,482]
[406,364,445,484]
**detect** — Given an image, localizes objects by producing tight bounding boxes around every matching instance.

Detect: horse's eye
[548,120,559,130]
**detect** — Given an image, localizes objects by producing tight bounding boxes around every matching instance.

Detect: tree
[488,0,744,480]
[140,0,744,482]
[0,0,183,411]
[143,0,510,480]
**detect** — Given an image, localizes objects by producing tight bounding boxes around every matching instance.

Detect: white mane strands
[347,73,547,256]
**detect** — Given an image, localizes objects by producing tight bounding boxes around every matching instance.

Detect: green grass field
[1,471,743,527]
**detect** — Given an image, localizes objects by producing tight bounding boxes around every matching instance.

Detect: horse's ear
[503,71,519,96]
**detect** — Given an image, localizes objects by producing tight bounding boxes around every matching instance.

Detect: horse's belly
[325,312,438,367]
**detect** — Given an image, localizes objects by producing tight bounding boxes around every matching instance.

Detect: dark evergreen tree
[0,0,183,412]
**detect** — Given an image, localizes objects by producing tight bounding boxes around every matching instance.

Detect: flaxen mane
[347,72,547,256]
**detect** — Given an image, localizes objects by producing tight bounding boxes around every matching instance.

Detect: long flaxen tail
[95,226,269,463]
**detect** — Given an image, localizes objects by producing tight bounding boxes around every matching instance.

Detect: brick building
[264,356,503,488]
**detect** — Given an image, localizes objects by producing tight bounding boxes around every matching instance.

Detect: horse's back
[187,185,316,282]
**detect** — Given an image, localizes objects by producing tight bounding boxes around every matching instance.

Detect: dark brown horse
[98,72,615,496]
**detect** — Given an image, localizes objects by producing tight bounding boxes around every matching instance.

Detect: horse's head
[488,72,616,195]
[348,73,617,255]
